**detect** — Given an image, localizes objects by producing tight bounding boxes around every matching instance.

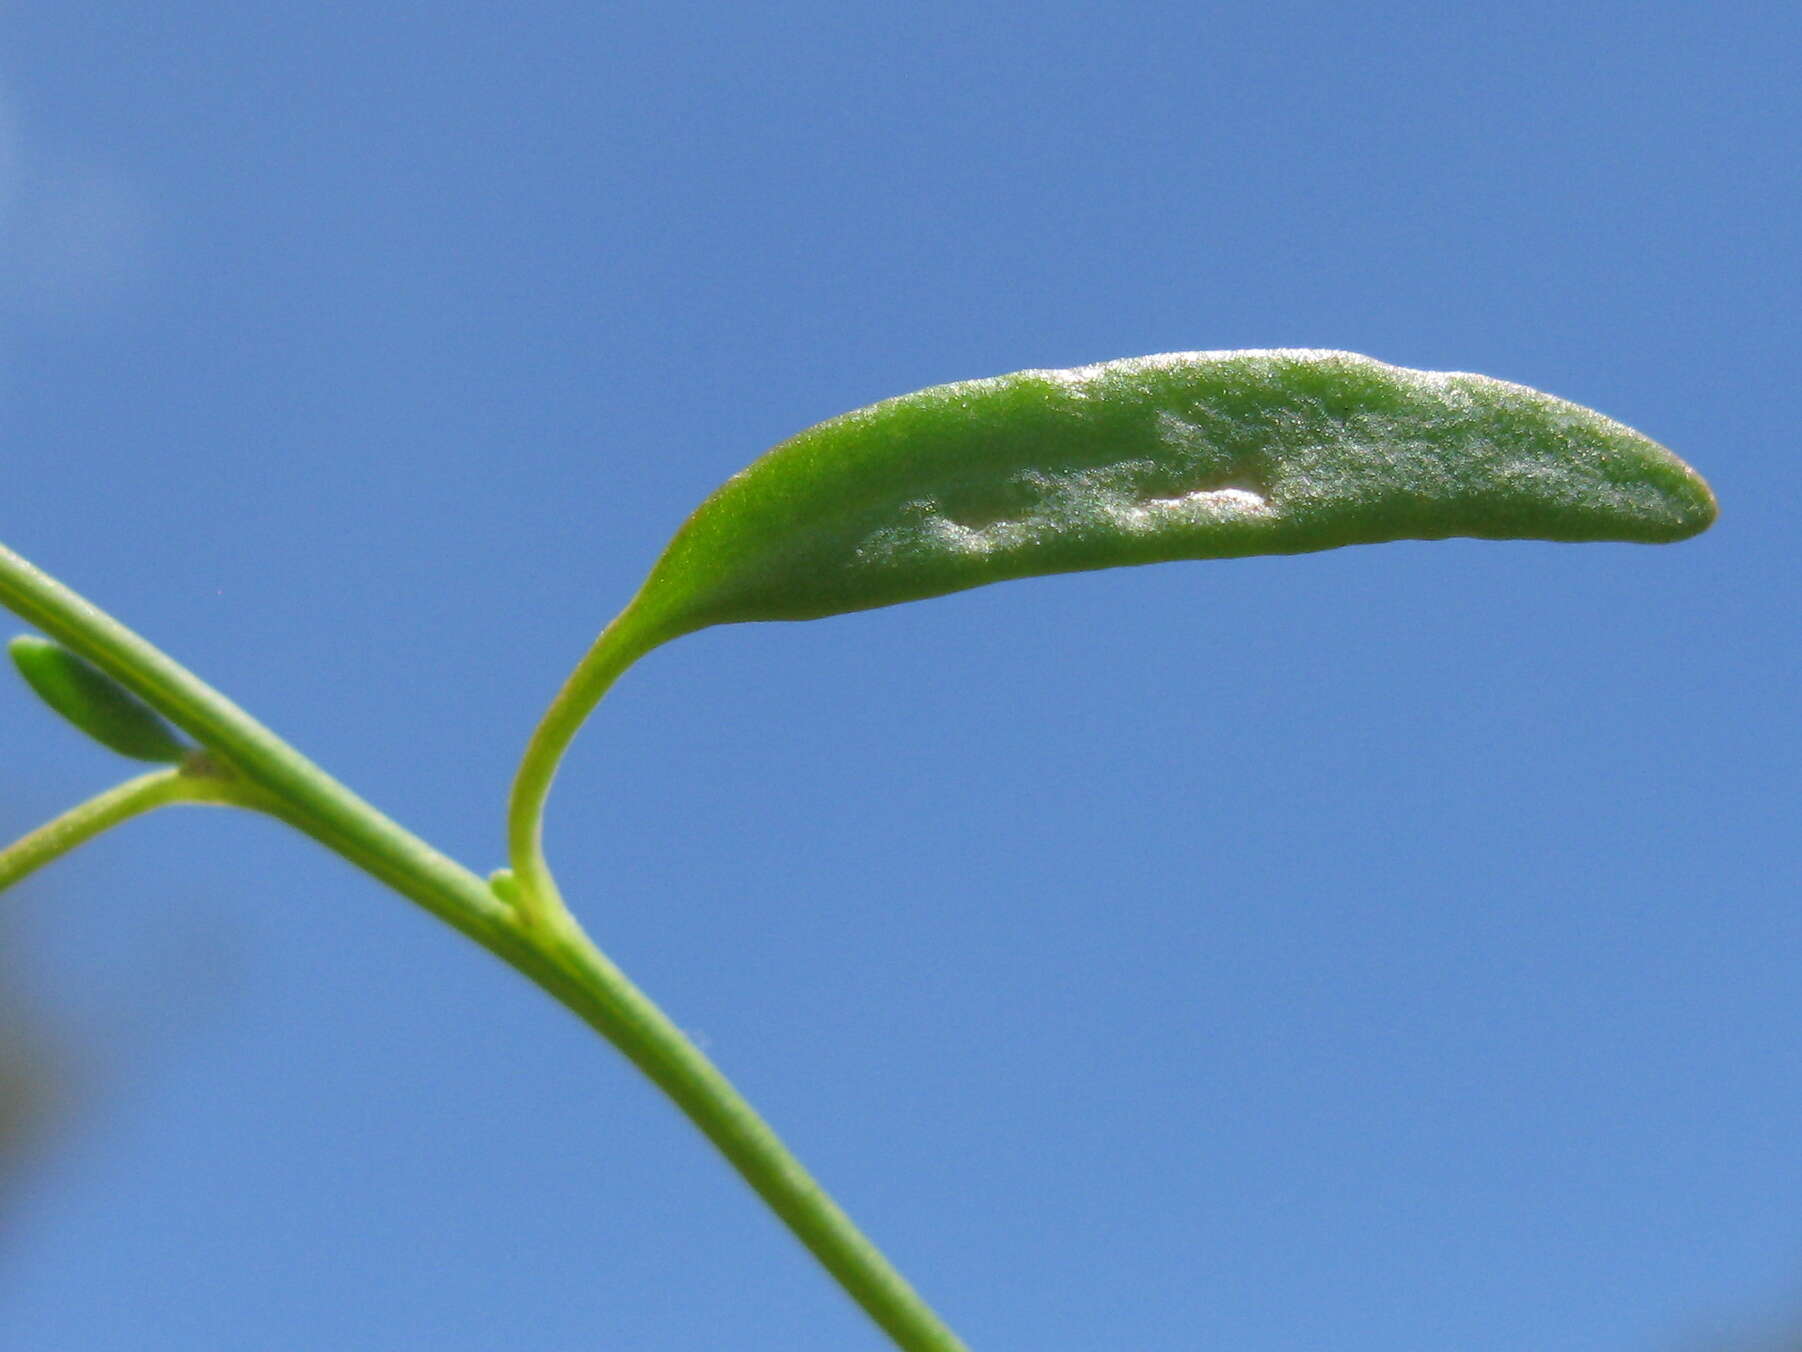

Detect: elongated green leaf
[620,349,1716,641]
[9,635,189,763]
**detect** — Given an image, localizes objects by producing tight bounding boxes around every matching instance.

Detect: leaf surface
[621,350,1716,643]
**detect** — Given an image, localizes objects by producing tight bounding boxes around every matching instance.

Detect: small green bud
[9,635,189,763]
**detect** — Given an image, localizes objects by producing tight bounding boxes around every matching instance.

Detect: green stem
[504,598,673,934]
[0,765,250,891]
[0,543,969,1352]
[0,544,509,938]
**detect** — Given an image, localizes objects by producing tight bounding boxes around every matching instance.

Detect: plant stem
[538,917,971,1352]
[0,766,244,891]
[504,598,673,934]
[0,543,969,1352]
[0,544,513,937]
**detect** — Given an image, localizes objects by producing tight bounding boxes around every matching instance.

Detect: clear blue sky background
[1,4,1794,1349]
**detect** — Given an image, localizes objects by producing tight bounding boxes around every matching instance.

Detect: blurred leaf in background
[0,923,58,1229]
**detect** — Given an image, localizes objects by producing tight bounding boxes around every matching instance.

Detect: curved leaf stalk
[0,541,969,1352]
[504,596,676,935]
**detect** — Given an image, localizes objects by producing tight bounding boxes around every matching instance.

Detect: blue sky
[1,3,1795,1348]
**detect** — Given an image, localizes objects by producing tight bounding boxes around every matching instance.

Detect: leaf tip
[9,635,189,763]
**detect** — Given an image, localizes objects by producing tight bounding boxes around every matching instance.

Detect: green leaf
[620,350,1716,641]
[9,635,189,763]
